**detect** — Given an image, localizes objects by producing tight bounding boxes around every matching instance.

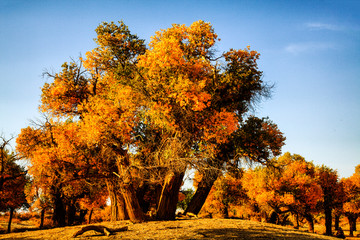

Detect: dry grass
[0,218,350,240]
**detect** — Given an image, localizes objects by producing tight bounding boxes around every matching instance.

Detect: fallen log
[72,225,128,238]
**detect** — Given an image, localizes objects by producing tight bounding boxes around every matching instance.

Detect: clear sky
[1,0,359,178]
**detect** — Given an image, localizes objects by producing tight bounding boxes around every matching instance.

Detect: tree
[341,165,360,237]
[18,20,284,223]
[0,135,28,233]
[16,120,107,226]
[242,153,322,232]
[315,165,345,236]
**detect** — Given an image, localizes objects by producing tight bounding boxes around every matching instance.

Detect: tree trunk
[67,202,77,226]
[324,207,332,236]
[88,208,93,224]
[7,208,14,233]
[156,171,184,220]
[347,214,358,237]
[121,183,145,223]
[221,203,229,218]
[79,209,88,224]
[107,179,128,221]
[334,213,340,231]
[268,211,278,224]
[40,208,45,229]
[295,213,299,229]
[52,191,66,227]
[185,170,218,215]
[304,213,314,233]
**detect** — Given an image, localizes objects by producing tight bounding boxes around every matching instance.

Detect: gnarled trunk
[185,170,219,215]
[121,183,145,223]
[106,179,128,221]
[156,171,184,220]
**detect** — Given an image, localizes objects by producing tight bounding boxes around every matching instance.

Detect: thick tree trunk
[324,207,332,236]
[185,170,219,215]
[52,191,66,227]
[304,213,314,233]
[7,208,14,233]
[40,208,45,229]
[106,179,128,221]
[67,202,77,226]
[156,171,184,220]
[121,183,145,223]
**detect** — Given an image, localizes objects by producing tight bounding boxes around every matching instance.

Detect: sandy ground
[0,218,350,240]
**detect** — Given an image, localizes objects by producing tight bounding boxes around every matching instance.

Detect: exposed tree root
[72,225,128,238]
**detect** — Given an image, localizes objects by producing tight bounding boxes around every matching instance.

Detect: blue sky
[1,0,359,178]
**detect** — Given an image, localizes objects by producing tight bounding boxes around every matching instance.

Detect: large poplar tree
[17,20,284,223]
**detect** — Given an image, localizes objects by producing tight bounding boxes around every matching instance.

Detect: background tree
[0,135,28,233]
[315,165,345,236]
[341,165,360,237]
[242,153,322,232]
[16,120,106,226]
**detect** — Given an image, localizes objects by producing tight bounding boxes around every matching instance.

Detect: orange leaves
[341,167,360,214]
[40,62,90,117]
[242,153,323,216]
[202,110,238,144]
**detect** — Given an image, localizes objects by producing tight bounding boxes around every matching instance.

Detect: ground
[1,218,357,240]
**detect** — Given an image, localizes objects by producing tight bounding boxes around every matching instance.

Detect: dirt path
[0,218,343,240]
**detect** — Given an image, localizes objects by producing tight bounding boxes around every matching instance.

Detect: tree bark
[304,213,314,233]
[156,171,184,220]
[324,207,332,236]
[184,170,219,215]
[121,183,145,223]
[7,208,14,233]
[107,179,128,221]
